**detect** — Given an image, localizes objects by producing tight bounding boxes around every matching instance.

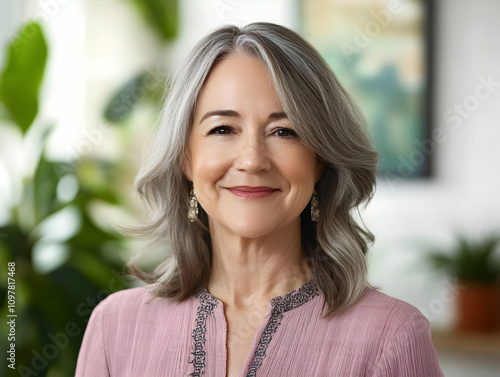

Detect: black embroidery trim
[268,280,319,314]
[190,280,320,377]
[245,280,320,376]
[188,289,219,376]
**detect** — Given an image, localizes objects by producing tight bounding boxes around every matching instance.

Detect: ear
[314,160,324,183]
[182,150,193,182]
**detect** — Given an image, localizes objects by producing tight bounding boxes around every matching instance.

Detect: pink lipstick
[226,186,278,199]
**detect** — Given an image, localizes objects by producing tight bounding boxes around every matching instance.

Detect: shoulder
[91,285,197,325]
[320,286,431,346]
[89,285,154,321]
[351,287,430,336]
[355,287,427,323]
[94,285,155,313]
[360,287,433,338]
[85,285,199,352]
[353,289,443,376]
[340,288,442,375]
[78,286,201,375]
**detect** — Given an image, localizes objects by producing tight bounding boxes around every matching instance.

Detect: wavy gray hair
[127,22,378,316]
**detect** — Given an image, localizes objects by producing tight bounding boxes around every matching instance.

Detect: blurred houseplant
[104,0,178,123]
[427,236,500,332]
[0,0,177,373]
[0,22,134,377]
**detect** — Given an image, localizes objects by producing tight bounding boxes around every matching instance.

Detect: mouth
[226,186,279,199]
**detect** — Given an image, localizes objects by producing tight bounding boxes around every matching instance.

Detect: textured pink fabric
[75,281,443,376]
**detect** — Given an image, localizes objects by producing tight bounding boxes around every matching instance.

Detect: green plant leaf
[75,159,122,205]
[0,224,31,260]
[104,69,166,123]
[33,155,63,223]
[129,0,178,41]
[104,73,147,123]
[0,22,48,133]
[426,236,500,282]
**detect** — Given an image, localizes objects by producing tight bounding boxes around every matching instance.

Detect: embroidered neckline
[269,279,319,313]
[189,280,320,376]
[188,290,218,376]
[195,279,320,313]
[246,280,320,376]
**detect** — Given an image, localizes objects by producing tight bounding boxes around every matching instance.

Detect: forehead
[194,53,283,119]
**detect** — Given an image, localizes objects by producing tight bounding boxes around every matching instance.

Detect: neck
[206,218,312,310]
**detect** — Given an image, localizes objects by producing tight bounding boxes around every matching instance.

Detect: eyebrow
[199,110,288,124]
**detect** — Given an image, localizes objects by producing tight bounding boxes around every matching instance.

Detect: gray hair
[127,22,378,316]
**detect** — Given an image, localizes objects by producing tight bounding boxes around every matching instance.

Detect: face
[183,53,323,239]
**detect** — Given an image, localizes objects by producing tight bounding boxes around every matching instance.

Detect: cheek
[273,147,317,185]
[191,146,230,197]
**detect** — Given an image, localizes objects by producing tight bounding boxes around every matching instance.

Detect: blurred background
[1,0,499,376]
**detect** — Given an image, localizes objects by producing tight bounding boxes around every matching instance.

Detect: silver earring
[187,187,199,222]
[311,190,319,222]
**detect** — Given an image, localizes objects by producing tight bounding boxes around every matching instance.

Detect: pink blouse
[75,280,443,376]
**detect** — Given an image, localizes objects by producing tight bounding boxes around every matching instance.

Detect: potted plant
[427,236,500,333]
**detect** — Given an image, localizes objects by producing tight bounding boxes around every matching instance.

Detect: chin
[226,217,278,239]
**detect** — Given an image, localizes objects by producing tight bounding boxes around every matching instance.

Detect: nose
[234,131,272,173]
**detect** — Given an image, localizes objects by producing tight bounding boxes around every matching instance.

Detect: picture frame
[299,0,434,179]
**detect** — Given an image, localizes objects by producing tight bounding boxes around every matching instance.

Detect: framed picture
[299,0,433,179]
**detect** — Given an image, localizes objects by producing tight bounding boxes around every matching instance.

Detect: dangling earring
[187,186,199,223]
[311,190,319,222]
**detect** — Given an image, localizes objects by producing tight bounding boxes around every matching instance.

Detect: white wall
[365,2,500,374]
[364,0,500,330]
[174,0,297,66]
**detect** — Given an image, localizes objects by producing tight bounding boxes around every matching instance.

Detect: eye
[208,125,233,135]
[273,127,298,138]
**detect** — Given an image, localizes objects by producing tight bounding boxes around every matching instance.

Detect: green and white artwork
[300,0,431,178]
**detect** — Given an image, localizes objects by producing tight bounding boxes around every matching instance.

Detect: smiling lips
[226,186,278,199]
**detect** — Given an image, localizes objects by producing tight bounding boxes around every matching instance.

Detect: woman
[76,22,443,376]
